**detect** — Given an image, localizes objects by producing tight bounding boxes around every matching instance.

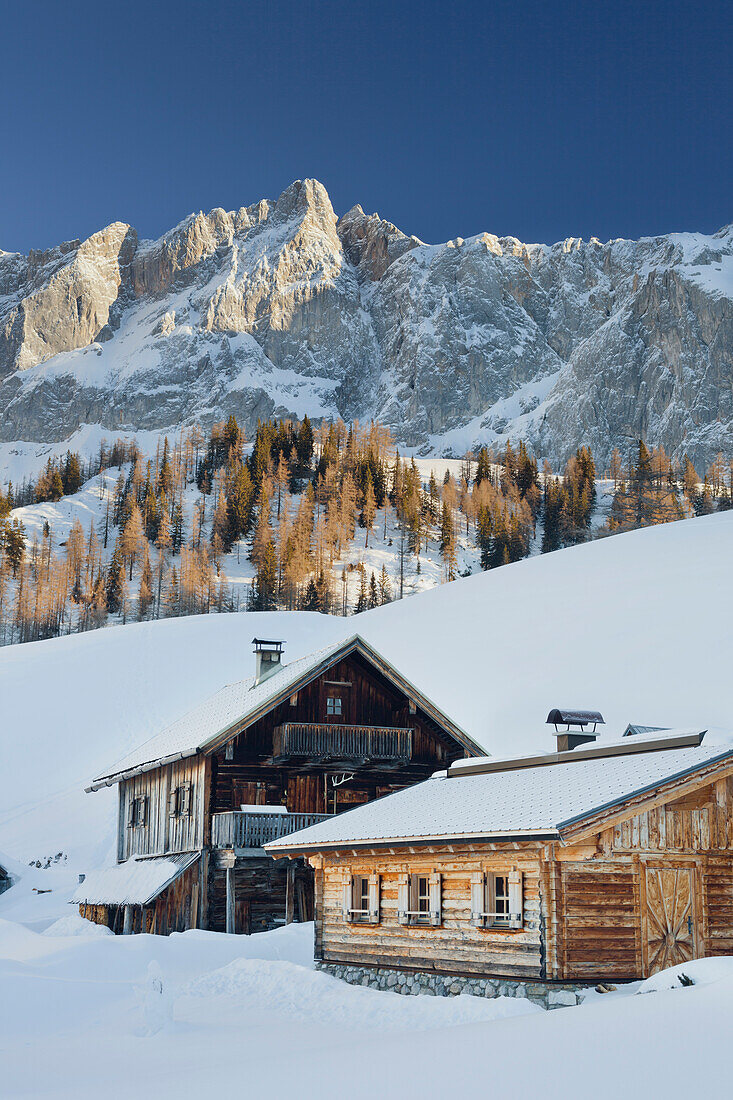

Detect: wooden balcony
[272,722,414,763]
[211,810,330,850]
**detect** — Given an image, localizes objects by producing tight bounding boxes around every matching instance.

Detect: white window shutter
[139,796,148,826]
[181,784,191,816]
[169,787,178,818]
[470,871,485,927]
[342,876,354,922]
[508,870,523,929]
[429,872,442,926]
[398,873,410,924]
[368,874,380,924]
[127,794,136,828]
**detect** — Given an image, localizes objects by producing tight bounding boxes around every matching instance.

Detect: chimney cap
[547,708,604,730]
[252,638,284,653]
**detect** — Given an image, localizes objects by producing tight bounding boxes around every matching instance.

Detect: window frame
[471,870,523,930]
[326,696,343,718]
[128,794,148,829]
[168,783,193,819]
[343,873,380,924]
[399,872,442,927]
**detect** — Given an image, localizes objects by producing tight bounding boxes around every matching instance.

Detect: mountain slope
[1,179,732,467]
[1,509,731,864]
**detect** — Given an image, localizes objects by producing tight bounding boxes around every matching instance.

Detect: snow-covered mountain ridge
[2,178,732,467]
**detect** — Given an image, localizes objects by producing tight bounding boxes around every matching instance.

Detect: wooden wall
[207,857,314,934]
[317,848,545,980]
[312,773,733,983]
[210,652,461,817]
[78,862,200,935]
[119,756,207,859]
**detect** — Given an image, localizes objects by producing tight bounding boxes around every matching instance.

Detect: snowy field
[2,907,733,1099]
[2,510,733,1097]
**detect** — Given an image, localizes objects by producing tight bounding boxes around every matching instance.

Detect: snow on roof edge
[88,633,482,790]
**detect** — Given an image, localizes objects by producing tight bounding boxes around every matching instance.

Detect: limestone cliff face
[0,179,731,468]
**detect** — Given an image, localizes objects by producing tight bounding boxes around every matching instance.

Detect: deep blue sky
[2,0,731,253]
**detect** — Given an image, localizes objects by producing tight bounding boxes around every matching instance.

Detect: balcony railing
[211,810,330,850]
[272,722,413,762]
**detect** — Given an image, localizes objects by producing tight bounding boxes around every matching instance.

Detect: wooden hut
[266,726,733,1005]
[75,634,482,935]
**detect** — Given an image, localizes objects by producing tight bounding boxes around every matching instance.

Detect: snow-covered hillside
[1,508,731,868]
[2,510,733,1100]
[2,178,732,467]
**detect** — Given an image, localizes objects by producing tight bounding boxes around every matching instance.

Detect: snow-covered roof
[87,634,481,790]
[266,738,733,851]
[71,852,199,907]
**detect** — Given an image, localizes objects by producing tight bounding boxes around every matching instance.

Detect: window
[127,795,148,828]
[415,875,431,924]
[326,696,342,717]
[471,870,523,930]
[398,872,442,926]
[342,874,380,923]
[494,875,511,924]
[169,784,193,819]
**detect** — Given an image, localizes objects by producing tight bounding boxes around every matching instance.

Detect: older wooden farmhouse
[266,723,733,1002]
[74,635,481,935]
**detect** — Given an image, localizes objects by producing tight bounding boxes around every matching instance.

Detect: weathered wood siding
[210,652,461,817]
[207,858,313,934]
[311,772,733,983]
[119,756,207,859]
[318,848,545,980]
[78,861,200,935]
[559,862,640,980]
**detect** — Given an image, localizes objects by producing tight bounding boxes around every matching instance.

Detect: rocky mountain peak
[0,180,731,469]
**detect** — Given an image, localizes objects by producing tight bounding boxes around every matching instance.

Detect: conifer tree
[354,564,368,613]
[368,571,379,609]
[106,539,127,614]
[361,471,376,547]
[138,542,154,620]
[378,565,393,605]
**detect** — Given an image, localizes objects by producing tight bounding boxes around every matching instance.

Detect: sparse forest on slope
[0,415,731,646]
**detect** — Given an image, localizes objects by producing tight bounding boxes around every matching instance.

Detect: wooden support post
[123,905,133,935]
[141,907,147,934]
[285,860,296,925]
[226,867,235,934]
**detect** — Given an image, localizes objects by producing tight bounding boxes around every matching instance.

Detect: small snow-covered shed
[267,727,733,997]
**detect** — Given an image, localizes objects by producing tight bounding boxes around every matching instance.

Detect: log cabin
[266,721,733,1005]
[73,635,482,935]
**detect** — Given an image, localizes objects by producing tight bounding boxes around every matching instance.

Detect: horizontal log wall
[559,863,640,980]
[319,849,545,980]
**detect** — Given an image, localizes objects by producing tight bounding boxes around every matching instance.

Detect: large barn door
[643,865,700,976]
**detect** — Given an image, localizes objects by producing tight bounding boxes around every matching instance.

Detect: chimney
[253,638,284,685]
[546,709,605,752]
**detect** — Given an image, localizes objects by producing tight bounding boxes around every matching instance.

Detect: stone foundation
[317,961,587,1010]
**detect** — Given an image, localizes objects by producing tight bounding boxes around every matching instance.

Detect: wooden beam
[225,867,235,934]
[285,861,296,925]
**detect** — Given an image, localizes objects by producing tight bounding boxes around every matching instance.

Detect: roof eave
[556,745,733,837]
[265,828,559,856]
[88,632,484,791]
[86,748,197,791]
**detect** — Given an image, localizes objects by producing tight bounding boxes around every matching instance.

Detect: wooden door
[643,866,699,975]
